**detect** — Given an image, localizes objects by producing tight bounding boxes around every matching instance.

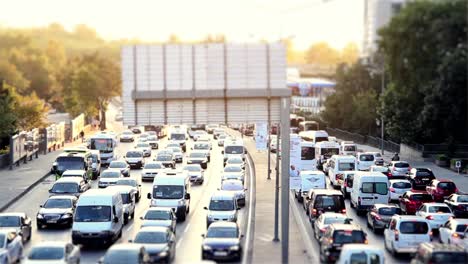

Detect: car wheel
[36,223,42,230]
[124,214,129,225]
[131,211,135,219]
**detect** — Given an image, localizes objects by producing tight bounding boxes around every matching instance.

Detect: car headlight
[229,245,240,251]
[159,250,169,257]
[62,213,73,219]
[37,214,44,219]
[203,245,212,251]
[178,200,185,206]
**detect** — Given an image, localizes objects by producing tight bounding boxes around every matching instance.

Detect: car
[366,204,402,233]
[140,162,165,182]
[356,152,375,171]
[49,177,90,197]
[205,191,239,228]
[220,180,246,206]
[168,147,183,163]
[336,244,385,264]
[154,153,175,169]
[146,136,159,150]
[140,207,177,234]
[415,203,454,230]
[426,179,458,202]
[24,241,80,264]
[322,159,332,174]
[193,142,211,162]
[367,152,384,166]
[184,164,204,184]
[0,230,23,264]
[90,150,101,179]
[340,171,355,199]
[217,134,227,147]
[438,219,468,245]
[107,186,136,224]
[108,160,130,177]
[223,165,245,183]
[0,213,32,243]
[187,151,208,169]
[165,142,180,149]
[119,130,135,142]
[399,191,434,215]
[206,124,218,134]
[388,161,411,177]
[369,165,392,178]
[196,136,212,150]
[384,215,432,256]
[129,226,176,263]
[192,130,208,141]
[99,243,151,264]
[213,128,225,140]
[410,242,467,264]
[408,168,436,190]
[306,190,346,223]
[135,142,152,157]
[98,168,124,188]
[313,213,350,241]
[131,127,142,134]
[224,156,245,170]
[61,170,90,182]
[444,193,468,218]
[389,179,412,201]
[116,178,142,202]
[201,221,243,261]
[124,150,145,169]
[36,195,77,229]
[319,224,368,264]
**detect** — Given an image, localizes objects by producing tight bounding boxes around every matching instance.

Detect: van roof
[57,152,88,158]
[341,244,382,253]
[355,171,389,179]
[312,189,342,196]
[210,191,236,200]
[153,175,187,185]
[331,155,356,160]
[55,177,83,184]
[300,170,325,175]
[77,189,120,205]
[106,185,135,194]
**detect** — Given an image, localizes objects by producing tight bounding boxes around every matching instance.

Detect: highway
[5,126,253,263]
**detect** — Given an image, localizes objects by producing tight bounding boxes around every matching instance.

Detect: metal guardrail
[326,127,401,153]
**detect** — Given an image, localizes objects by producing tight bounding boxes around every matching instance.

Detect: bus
[299,121,319,132]
[290,114,305,133]
[88,133,118,166]
[51,152,93,178]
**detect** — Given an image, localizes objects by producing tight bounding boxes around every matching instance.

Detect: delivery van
[295,170,326,203]
[328,155,357,189]
[350,172,390,215]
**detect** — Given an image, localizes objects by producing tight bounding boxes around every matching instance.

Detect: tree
[0,60,30,94]
[339,42,359,65]
[378,0,467,143]
[0,82,17,138]
[13,92,48,131]
[305,42,340,66]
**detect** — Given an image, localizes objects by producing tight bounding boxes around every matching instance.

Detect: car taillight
[452,233,460,238]
[312,209,317,216]
[341,209,346,214]
[388,172,392,177]
[371,212,382,220]
[343,181,348,187]
[389,187,395,193]
[426,215,434,220]
[320,228,327,233]
[394,230,399,241]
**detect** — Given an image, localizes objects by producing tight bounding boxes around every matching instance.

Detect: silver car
[141,162,165,182]
[24,241,80,264]
[0,230,23,264]
[135,142,152,157]
[140,207,177,233]
[388,161,411,177]
[204,191,239,228]
[220,180,246,207]
[313,213,350,241]
[184,164,204,184]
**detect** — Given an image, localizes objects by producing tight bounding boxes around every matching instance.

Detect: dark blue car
[201,221,243,261]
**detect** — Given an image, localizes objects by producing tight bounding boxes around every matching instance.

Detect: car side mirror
[241,234,245,238]
[201,234,205,238]
[221,150,224,154]
[39,205,43,208]
[139,184,142,187]
[113,216,119,223]
[237,207,241,210]
[48,189,53,193]
[203,206,208,210]
[244,188,248,191]
[128,239,133,243]
[147,193,151,199]
[185,193,191,199]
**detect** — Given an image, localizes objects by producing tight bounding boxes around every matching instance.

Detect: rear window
[378,207,401,215]
[332,230,366,244]
[359,154,374,161]
[438,182,456,191]
[399,221,429,234]
[345,174,355,187]
[314,195,344,210]
[362,182,388,195]
[338,162,355,171]
[457,195,468,202]
[428,206,451,213]
[344,146,356,151]
[394,162,409,168]
[431,252,466,264]
[392,182,412,189]
[411,194,433,201]
[416,171,434,178]
[456,224,468,232]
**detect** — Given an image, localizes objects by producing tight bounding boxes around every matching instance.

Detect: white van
[314,141,340,168]
[340,141,357,156]
[147,175,191,221]
[357,152,375,171]
[295,170,326,203]
[223,139,245,161]
[106,185,136,224]
[336,244,385,264]
[72,188,124,247]
[350,172,390,215]
[298,130,329,144]
[328,155,357,189]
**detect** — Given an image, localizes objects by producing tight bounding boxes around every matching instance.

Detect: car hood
[126,157,143,162]
[188,158,206,162]
[99,178,119,184]
[23,259,66,264]
[142,169,161,174]
[137,243,168,254]
[188,172,202,177]
[203,238,239,247]
[39,208,72,215]
[208,210,236,219]
[141,220,172,228]
[136,147,150,152]
[120,135,133,138]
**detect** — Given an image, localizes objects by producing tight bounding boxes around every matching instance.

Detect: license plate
[214,251,228,257]
[422,178,429,181]
[48,220,57,223]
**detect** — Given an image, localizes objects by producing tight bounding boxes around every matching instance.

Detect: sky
[0,0,364,51]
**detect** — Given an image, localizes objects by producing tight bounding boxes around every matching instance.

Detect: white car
[193,142,211,162]
[224,156,245,170]
[313,212,350,241]
[24,241,80,264]
[124,150,145,169]
[146,136,159,150]
[98,169,123,188]
[140,207,177,233]
[389,179,412,201]
[415,203,454,230]
[384,215,431,255]
[141,162,165,182]
[356,153,375,171]
[193,130,208,141]
[135,142,151,157]
[336,244,384,264]
[119,130,134,142]
[0,230,23,264]
[220,180,246,206]
[184,164,204,184]
[223,165,245,183]
[217,134,227,147]
[438,219,468,245]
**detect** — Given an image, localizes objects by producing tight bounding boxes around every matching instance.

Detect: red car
[426,179,459,202]
[399,191,434,215]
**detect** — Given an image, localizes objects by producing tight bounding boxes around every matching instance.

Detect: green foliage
[0,147,9,155]
[0,84,17,137]
[378,0,467,144]
[13,92,48,131]
[435,154,448,161]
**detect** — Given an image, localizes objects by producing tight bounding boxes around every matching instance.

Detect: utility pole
[280,97,291,263]
[273,123,280,242]
[267,123,271,180]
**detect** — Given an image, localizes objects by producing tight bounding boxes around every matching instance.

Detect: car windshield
[399,221,428,234]
[428,206,451,213]
[170,148,181,153]
[438,182,456,191]
[0,216,20,227]
[134,231,167,244]
[333,230,365,244]
[56,157,85,171]
[412,194,433,201]
[228,158,242,164]
[343,145,356,151]
[157,155,172,161]
[109,162,126,168]
[144,163,162,169]
[320,148,339,157]
[378,207,401,215]
[395,162,409,168]
[122,131,133,135]
[190,152,205,158]
[209,200,235,211]
[338,162,355,171]
[349,252,367,264]
[91,154,98,162]
[324,217,347,225]
[101,171,121,178]
[225,146,243,154]
[456,224,468,232]
[104,250,139,264]
[194,144,210,150]
[222,182,243,191]
[121,193,131,204]
[431,253,466,264]
[90,138,113,152]
[147,136,157,141]
[361,183,388,195]
[207,227,238,238]
[28,247,64,260]
[52,183,79,193]
[126,151,142,158]
[44,199,72,209]
[144,210,171,220]
[315,195,344,209]
[153,185,184,199]
[457,195,468,202]
[392,182,411,189]
[136,143,149,148]
[359,154,374,161]
[225,166,242,172]
[74,206,111,222]
[170,134,185,140]
[416,171,433,177]
[184,165,201,172]
[116,180,137,187]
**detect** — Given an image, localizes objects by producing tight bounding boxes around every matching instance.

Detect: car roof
[102,168,122,173]
[392,215,428,222]
[138,226,169,233]
[31,241,68,248]
[341,244,382,252]
[210,191,236,200]
[389,179,410,183]
[419,242,466,252]
[329,223,362,231]
[374,203,399,209]
[62,170,86,175]
[209,221,238,229]
[106,185,134,193]
[55,177,83,183]
[108,243,143,251]
[406,191,429,195]
[110,159,127,163]
[312,189,343,196]
[222,179,243,186]
[146,207,173,213]
[424,203,449,207]
[47,195,77,201]
[0,212,25,218]
[320,212,348,218]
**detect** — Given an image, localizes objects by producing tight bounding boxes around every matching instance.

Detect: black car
[187,151,208,169]
[130,226,176,263]
[320,224,368,264]
[410,243,467,264]
[37,195,77,229]
[306,190,346,223]
[366,204,401,233]
[444,194,468,218]
[408,168,436,190]
[202,221,243,261]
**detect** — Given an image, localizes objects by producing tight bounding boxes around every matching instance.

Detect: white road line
[183,223,191,233]
[176,239,182,249]
[242,153,255,264]
[126,223,134,232]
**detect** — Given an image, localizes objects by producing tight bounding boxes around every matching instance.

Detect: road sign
[456,161,461,168]
[255,122,268,151]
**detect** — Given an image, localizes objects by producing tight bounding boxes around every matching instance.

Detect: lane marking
[183,223,191,233]
[242,152,255,264]
[176,239,182,249]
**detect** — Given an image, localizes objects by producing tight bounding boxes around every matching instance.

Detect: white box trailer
[121,43,289,126]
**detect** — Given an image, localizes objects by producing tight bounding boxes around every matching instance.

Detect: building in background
[362,0,408,58]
